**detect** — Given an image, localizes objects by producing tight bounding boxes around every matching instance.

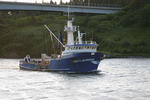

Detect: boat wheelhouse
[62,42,97,55]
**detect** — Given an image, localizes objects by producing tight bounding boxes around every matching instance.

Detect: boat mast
[65,6,76,45]
[77,26,82,44]
[68,6,70,20]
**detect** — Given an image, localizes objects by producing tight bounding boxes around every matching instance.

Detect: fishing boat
[19,12,104,73]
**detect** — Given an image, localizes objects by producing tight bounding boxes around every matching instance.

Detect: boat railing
[20,59,42,64]
[74,41,97,44]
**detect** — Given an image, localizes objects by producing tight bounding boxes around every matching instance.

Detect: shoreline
[104,54,150,59]
[0,55,150,59]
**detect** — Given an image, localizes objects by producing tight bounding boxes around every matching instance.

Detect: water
[0,58,150,100]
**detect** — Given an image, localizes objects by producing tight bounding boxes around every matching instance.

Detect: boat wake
[0,59,19,70]
[0,66,19,70]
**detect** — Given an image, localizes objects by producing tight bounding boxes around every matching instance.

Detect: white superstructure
[64,20,76,45]
[62,19,98,56]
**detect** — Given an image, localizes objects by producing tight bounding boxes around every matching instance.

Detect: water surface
[0,58,150,100]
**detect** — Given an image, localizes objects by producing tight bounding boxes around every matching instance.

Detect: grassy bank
[0,0,150,58]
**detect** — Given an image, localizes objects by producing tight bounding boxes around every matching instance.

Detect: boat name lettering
[73,58,95,63]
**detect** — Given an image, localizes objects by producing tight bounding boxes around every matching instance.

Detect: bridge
[0,1,121,14]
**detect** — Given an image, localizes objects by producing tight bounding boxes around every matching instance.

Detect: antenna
[68,5,70,20]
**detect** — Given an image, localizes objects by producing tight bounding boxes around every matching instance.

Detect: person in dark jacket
[25,55,30,63]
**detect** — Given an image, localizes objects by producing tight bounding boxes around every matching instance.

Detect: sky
[0,0,70,4]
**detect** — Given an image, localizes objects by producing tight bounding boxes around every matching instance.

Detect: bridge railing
[0,1,125,8]
[42,3,123,8]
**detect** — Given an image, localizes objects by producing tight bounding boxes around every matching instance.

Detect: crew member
[25,55,30,63]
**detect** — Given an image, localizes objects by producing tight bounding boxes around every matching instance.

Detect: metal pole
[68,6,69,20]
[88,0,90,6]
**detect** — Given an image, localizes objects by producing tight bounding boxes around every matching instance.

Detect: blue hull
[20,52,104,73]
